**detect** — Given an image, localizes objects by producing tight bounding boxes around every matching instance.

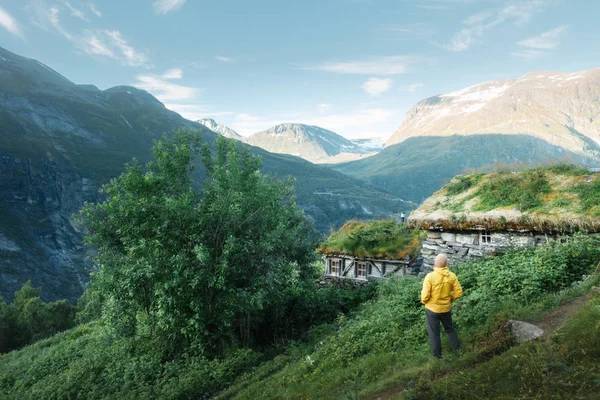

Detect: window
[480,230,492,244]
[329,259,340,275]
[356,261,367,279]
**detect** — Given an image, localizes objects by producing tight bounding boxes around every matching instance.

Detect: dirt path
[363,287,599,400]
[533,287,599,338]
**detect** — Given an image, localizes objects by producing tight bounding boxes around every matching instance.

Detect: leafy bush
[452,234,600,328]
[78,131,318,356]
[445,174,481,196]
[0,324,261,400]
[545,163,590,176]
[572,175,600,214]
[0,282,75,353]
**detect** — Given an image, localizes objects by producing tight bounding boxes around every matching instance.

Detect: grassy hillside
[331,134,600,203]
[217,235,600,399]
[1,235,598,399]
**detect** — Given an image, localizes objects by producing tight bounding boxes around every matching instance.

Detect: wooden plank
[368,260,381,275]
[342,259,355,277]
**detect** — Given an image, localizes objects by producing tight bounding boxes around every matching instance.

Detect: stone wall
[420,230,551,273]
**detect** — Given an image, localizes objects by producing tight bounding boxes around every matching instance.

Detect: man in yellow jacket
[421,253,463,358]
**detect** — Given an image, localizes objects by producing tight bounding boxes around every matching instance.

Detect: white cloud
[47,6,74,40]
[317,103,332,112]
[215,55,234,63]
[308,55,417,75]
[443,0,550,51]
[401,83,425,92]
[361,77,393,96]
[162,68,183,79]
[511,49,545,59]
[516,25,568,49]
[64,1,89,22]
[103,30,150,67]
[82,32,114,58]
[89,3,102,18]
[134,69,208,121]
[80,30,150,67]
[153,0,186,14]
[134,74,199,102]
[0,6,23,38]
[28,5,148,66]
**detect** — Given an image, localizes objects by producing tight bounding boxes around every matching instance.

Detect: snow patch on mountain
[385,67,600,158]
[197,118,243,140]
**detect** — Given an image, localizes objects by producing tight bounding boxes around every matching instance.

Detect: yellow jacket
[421,267,463,313]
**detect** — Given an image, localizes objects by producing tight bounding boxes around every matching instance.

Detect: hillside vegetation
[217,234,600,399]
[1,233,598,399]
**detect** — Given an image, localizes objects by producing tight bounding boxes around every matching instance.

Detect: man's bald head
[435,253,448,268]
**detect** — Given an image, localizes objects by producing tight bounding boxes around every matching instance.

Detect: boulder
[508,320,544,342]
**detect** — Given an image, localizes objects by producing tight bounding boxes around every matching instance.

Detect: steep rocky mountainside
[197,118,243,140]
[0,46,413,302]
[245,123,378,164]
[386,68,600,159]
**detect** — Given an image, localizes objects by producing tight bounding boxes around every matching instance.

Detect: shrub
[445,175,481,196]
[452,234,600,328]
[0,282,75,353]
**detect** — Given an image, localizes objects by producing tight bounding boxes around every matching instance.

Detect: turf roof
[408,164,600,233]
[317,219,421,260]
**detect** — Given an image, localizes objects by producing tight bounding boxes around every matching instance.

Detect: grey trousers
[425,308,460,358]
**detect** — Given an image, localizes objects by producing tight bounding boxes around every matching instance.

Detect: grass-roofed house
[317,220,422,280]
[408,165,600,272]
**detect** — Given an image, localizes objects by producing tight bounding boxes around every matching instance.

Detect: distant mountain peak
[197,118,243,140]
[246,123,380,164]
[385,67,600,158]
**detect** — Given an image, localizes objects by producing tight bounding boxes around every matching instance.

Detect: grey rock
[440,232,456,243]
[508,320,544,342]
[427,231,442,239]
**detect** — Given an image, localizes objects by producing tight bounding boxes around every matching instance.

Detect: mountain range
[3,42,600,303]
[0,46,412,302]
[196,121,383,164]
[245,123,379,163]
[334,68,600,202]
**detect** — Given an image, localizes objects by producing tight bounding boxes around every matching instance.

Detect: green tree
[0,296,10,353]
[78,130,317,356]
[0,281,75,353]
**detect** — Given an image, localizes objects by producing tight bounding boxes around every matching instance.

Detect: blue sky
[1,0,600,139]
